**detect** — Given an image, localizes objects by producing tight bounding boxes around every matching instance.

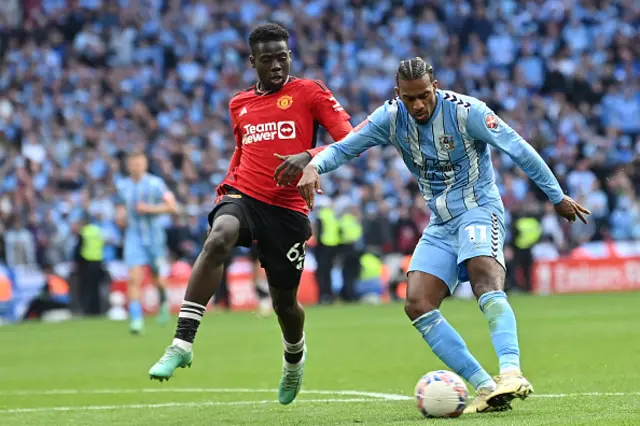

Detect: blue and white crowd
[0,0,638,268]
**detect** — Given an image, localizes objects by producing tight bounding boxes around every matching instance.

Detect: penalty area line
[0,398,393,414]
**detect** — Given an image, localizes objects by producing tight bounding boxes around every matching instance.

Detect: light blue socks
[478,291,521,373]
[129,300,143,322]
[414,310,495,390]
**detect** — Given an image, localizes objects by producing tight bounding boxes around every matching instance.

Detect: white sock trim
[172,338,193,351]
[179,301,206,322]
[182,301,207,310]
[282,333,305,354]
[411,309,440,326]
[178,311,203,321]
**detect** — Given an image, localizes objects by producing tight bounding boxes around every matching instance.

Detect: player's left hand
[273,152,312,187]
[136,202,152,214]
[554,195,591,224]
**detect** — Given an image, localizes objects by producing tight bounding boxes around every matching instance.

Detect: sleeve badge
[485,113,500,131]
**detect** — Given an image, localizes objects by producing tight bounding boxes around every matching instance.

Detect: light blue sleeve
[310,103,391,174]
[466,103,565,204]
[152,176,169,202]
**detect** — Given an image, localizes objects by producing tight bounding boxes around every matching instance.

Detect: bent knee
[403,271,447,321]
[202,233,233,259]
[404,298,438,322]
[202,226,238,261]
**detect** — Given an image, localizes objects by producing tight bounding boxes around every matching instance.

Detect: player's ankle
[499,366,522,375]
[282,333,305,366]
[283,351,305,370]
[172,338,193,352]
[284,349,304,364]
[174,301,206,345]
[498,355,521,375]
[476,379,497,392]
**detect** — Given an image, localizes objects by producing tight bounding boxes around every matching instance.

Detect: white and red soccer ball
[415,370,469,418]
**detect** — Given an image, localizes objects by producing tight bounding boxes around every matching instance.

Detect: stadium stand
[0,1,638,309]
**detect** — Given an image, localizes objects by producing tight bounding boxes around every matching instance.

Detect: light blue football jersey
[115,173,169,248]
[312,90,564,224]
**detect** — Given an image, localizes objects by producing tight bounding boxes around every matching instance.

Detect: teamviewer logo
[277,121,296,139]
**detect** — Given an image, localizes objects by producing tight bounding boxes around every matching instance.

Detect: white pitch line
[0,388,412,401]
[3,388,640,400]
[2,390,639,415]
[2,388,639,416]
[531,392,640,398]
[0,398,387,415]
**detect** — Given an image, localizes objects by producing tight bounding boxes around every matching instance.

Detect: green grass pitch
[1,292,639,425]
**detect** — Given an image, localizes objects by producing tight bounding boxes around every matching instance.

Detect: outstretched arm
[310,113,389,174]
[298,106,391,209]
[467,105,564,203]
[467,105,590,223]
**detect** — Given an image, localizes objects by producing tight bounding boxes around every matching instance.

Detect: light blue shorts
[408,203,506,294]
[124,241,169,276]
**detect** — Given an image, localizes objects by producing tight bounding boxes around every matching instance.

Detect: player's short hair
[395,57,434,85]
[248,23,289,51]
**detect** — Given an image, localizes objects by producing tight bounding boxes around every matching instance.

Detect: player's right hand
[297,164,323,210]
[554,195,591,224]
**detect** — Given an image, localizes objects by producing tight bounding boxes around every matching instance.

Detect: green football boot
[148,345,193,382]
[278,347,306,405]
[129,319,144,335]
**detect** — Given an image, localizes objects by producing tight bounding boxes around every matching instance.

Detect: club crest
[277,95,293,110]
[439,134,455,152]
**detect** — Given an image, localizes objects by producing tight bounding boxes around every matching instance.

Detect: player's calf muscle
[268,276,301,316]
[270,286,304,343]
[272,294,301,318]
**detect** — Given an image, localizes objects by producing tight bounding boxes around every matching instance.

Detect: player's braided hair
[248,23,290,50]
[395,57,434,85]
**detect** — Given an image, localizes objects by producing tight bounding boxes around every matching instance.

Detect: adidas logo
[239,107,247,116]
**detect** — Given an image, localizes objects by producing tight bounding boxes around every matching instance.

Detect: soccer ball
[415,370,469,418]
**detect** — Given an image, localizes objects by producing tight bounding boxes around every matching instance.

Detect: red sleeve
[217,105,242,196]
[228,124,243,172]
[307,80,353,157]
[227,101,243,171]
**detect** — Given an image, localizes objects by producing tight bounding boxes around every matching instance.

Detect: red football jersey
[218,77,353,215]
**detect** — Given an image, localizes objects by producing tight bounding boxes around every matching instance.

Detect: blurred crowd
[0,0,639,269]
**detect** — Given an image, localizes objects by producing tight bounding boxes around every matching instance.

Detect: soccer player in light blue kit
[297,58,590,414]
[115,151,178,334]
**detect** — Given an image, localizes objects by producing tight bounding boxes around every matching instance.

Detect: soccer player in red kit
[148,23,353,405]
